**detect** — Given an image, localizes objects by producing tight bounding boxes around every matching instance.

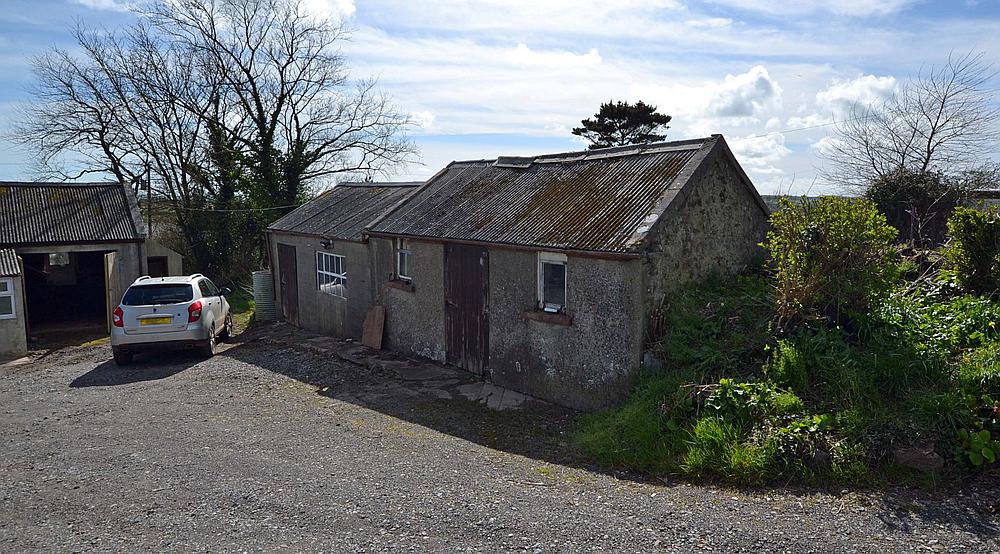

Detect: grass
[226,286,256,333]
[575,271,1000,486]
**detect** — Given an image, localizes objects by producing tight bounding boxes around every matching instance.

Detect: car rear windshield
[122,284,194,306]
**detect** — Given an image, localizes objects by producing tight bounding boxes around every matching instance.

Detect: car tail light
[112,306,124,328]
[188,300,203,323]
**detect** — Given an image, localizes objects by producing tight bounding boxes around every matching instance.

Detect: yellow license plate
[140,317,172,325]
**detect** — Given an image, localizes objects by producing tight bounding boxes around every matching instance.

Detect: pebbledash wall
[268,233,373,339]
[370,238,448,361]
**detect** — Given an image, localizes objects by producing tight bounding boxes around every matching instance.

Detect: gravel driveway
[1,324,998,553]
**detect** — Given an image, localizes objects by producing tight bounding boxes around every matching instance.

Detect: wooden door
[277,243,299,325]
[444,243,489,375]
[103,251,117,333]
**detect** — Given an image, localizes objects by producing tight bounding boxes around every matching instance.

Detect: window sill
[387,279,415,293]
[522,309,572,326]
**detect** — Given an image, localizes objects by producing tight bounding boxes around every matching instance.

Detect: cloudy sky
[0,0,998,194]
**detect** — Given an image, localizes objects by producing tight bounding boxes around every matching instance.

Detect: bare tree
[821,52,1000,189]
[14,0,415,277]
[147,0,416,207]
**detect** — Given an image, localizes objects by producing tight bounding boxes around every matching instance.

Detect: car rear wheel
[200,325,217,357]
[112,348,133,366]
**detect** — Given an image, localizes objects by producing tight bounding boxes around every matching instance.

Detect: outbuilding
[366,135,769,410]
[0,248,27,360]
[0,181,148,346]
[266,182,420,339]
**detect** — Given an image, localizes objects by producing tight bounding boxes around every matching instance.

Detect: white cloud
[633,65,782,125]
[685,17,733,28]
[786,113,833,129]
[507,43,602,69]
[71,0,130,11]
[729,133,793,175]
[705,0,914,17]
[810,135,844,157]
[299,0,355,21]
[411,110,435,130]
[815,74,897,115]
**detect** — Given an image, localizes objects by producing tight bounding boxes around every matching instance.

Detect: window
[317,251,347,298]
[122,284,194,306]
[0,278,15,320]
[537,252,567,313]
[396,238,412,281]
[198,279,219,297]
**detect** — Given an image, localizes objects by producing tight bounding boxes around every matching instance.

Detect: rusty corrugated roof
[0,182,144,246]
[0,248,19,277]
[268,182,422,241]
[369,137,718,253]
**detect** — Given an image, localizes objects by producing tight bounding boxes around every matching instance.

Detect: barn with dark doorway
[0,182,148,349]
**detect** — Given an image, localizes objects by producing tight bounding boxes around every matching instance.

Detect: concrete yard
[0,323,998,552]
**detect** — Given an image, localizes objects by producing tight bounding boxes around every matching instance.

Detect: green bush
[959,344,1000,395]
[945,206,1000,293]
[764,197,898,326]
[865,169,964,247]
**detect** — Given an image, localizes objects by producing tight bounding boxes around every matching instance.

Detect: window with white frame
[396,238,412,281]
[0,278,15,320]
[316,251,347,298]
[537,252,567,313]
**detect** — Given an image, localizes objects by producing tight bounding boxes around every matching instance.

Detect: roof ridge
[0,181,118,187]
[452,136,715,168]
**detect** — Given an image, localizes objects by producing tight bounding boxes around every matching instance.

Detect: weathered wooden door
[104,251,117,333]
[277,243,299,325]
[444,243,489,375]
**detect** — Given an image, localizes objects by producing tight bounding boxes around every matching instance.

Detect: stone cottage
[266,182,420,338]
[365,135,769,410]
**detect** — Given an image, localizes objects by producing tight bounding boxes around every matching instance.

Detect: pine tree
[572,100,672,149]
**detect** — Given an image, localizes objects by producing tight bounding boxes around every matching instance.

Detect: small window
[537,252,567,313]
[0,277,15,320]
[396,238,412,281]
[317,251,347,298]
[198,279,219,297]
[48,252,70,267]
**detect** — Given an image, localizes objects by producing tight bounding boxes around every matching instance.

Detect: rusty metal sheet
[370,138,715,254]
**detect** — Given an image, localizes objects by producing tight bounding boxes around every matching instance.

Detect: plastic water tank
[252,270,277,322]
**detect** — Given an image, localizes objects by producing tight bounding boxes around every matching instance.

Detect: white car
[110,274,233,365]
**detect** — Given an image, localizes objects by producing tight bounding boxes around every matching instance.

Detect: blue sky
[1,0,999,194]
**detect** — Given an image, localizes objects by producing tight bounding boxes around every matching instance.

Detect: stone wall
[642,145,770,314]
[373,238,447,362]
[488,249,645,411]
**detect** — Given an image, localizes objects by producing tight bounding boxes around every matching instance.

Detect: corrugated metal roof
[0,182,144,246]
[369,138,717,253]
[0,248,19,276]
[268,182,422,241]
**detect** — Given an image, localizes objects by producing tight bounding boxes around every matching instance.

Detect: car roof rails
[133,275,151,284]
[189,273,204,280]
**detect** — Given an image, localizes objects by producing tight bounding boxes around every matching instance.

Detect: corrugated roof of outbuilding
[0,248,19,277]
[0,182,145,246]
[368,137,736,254]
[268,182,422,241]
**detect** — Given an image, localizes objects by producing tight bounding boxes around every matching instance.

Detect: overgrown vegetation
[577,197,1000,485]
